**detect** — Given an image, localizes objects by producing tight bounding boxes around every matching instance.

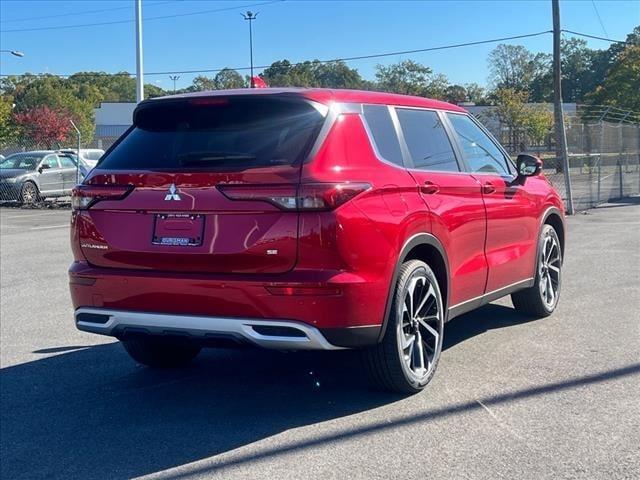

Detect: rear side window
[98,97,325,171]
[446,113,511,175]
[42,155,60,169]
[396,109,459,172]
[362,105,403,166]
[59,155,76,168]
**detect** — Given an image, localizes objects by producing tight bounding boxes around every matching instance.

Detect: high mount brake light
[218,183,371,211]
[71,185,133,210]
[187,98,230,106]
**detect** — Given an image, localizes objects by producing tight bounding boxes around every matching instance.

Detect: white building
[93,102,136,147]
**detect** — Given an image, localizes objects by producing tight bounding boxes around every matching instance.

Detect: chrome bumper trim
[75,308,343,351]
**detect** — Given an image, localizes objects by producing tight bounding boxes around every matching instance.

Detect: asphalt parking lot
[1,200,639,480]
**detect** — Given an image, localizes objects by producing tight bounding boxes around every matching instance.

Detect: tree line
[1,27,637,149]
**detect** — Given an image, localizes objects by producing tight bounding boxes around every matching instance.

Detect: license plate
[152,214,204,247]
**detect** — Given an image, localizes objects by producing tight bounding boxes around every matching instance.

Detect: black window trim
[359,104,407,169]
[444,111,517,179]
[392,106,464,174]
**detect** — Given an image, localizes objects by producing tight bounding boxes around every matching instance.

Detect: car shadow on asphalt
[0,304,544,480]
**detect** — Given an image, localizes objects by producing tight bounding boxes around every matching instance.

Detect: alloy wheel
[21,183,38,204]
[397,272,443,380]
[539,231,562,309]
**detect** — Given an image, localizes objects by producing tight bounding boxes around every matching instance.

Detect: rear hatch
[76,94,326,274]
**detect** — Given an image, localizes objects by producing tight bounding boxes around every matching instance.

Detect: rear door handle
[421,181,439,195]
[482,182,496,195]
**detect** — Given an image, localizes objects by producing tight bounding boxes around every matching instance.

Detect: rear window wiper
[178,152,256,165]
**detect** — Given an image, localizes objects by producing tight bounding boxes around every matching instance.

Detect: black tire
[20,181,39,204]
[362,260,444,394]
[511,224,562,317]
[121,336,201,368]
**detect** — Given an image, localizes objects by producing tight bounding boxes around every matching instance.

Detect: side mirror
[516,154,542,183]
[38,163,50,173]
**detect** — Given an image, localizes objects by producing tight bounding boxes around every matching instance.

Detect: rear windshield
[97,97,325,171]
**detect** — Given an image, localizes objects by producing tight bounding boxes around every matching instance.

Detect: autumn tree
[13,106,73,148]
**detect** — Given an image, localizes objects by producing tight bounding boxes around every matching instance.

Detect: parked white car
[60,149,104,169]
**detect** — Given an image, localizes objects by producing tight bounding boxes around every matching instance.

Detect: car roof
[9,150,54,156]
[145,87,467,113]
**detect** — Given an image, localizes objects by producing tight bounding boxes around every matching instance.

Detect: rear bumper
[75,307,343,350]
[69,262,387,349]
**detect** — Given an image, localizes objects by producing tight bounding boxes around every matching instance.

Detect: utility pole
[169,75,180,94]
[242,11,258,88]
[135,0,144,103]
[552,0,574,214]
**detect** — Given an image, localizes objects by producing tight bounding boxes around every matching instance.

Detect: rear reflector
[218,183,370,211]
[265,286,342,296]
[72,184,133,210]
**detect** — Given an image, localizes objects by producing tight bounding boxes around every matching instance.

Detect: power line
[590,0,610,38]
[562,29,631,44]
[0,28,631,79]
[0,0,175,24]
[0,0,282,33]
[0,30,553,78]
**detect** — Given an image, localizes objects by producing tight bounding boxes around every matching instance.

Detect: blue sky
[1,0,638,90]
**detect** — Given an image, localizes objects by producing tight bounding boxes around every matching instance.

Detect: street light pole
[0,50,24,57]
[242,11,258,88]
[135,0,144,103]
[169,75,180,94]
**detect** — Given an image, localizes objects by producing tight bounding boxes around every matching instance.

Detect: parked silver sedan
[0,151,89,203]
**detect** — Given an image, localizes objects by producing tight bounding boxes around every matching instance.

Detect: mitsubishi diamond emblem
[165,184,181,201]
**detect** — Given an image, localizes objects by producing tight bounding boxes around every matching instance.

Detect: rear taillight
[71,185,133,210]
[218,183,370,211]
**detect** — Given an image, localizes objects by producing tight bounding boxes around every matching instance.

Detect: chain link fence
[481,105,640,212]
[2,105,639,211]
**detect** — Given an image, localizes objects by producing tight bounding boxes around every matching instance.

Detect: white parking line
[29,224,69,230]
[1,212,70,220]
[592,174,614,184]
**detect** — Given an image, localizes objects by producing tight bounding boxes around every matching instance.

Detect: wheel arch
[542,208,565,258]
[377,233,450,343]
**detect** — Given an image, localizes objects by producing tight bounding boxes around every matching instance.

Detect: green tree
[214,68,246,89]
[262,60,363,88]
[444,84,467,104]
[488,44,550,98]
[588,44,640,112]
[464,83,488,105]
[0,96,19,147]
[191,75,216,91]
[375,60,431,96]
[523,105,554,146]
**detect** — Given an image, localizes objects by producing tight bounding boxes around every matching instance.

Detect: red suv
[69,89,565,393]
